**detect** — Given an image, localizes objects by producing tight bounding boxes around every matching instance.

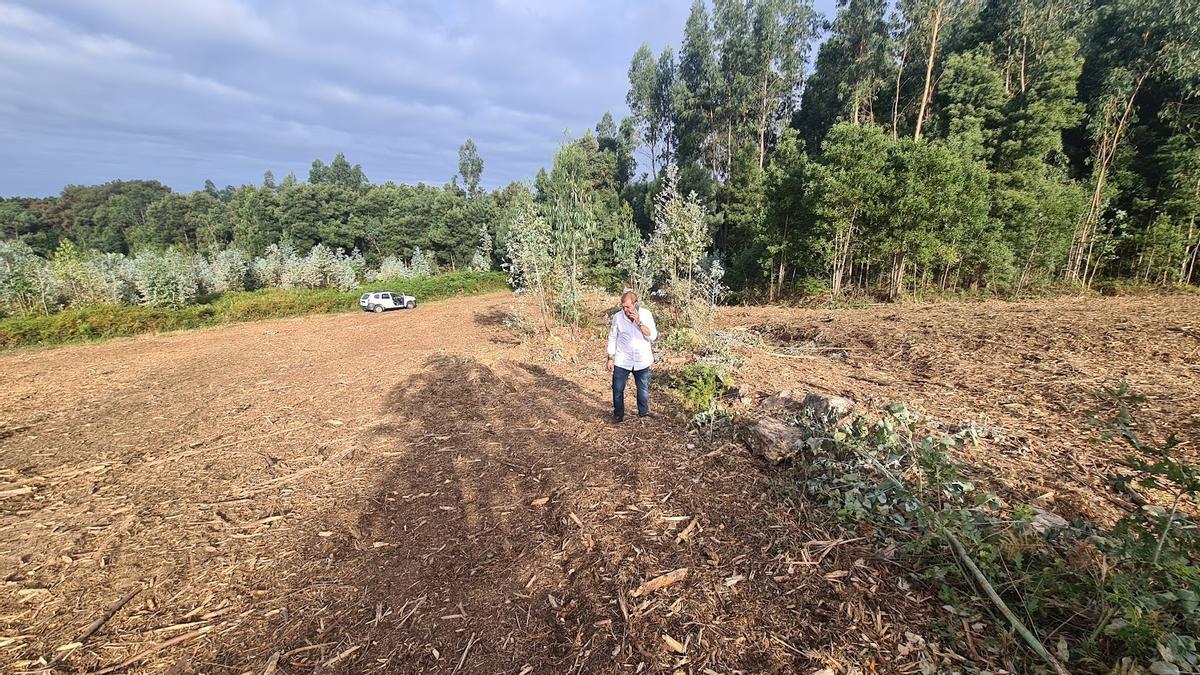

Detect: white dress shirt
[607,306,658,371]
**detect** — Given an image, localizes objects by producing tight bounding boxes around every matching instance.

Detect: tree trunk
[777,215,790,300]
[890,252,906,299]
[649,130,659,178]
[891,44,909,141]
[1068,66,1152,280]
[913,3,944,142]
[1003,46,1013,96]
[1183,186,1198,283]
[1019,36,1027,93]
[832,211,857,297]
[727,123,733,178]
[759,68,770,170]
[1184,216,1198,284]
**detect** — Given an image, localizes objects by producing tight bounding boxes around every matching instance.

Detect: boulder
[759,389,803,412]
[800,393,855,420]
[760,390,855,421]
[1029,507,1069,535]
[747,417,809,464]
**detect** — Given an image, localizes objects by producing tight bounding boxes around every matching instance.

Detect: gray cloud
[0,0,833,197]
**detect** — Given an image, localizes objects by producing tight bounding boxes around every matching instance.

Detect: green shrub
[789,276,833,299]
[661,327,699,352]
[670,363,733,412]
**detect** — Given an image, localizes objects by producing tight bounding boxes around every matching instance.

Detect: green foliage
[0,271,506,350]
[458,139,484,197]
[132,250,198,309]
[6,0,1200,304]
[659,326,707,354]
[785,391,1200,672]
[793,0,890,144]
[308,152,368,191]
[670,363,733,413]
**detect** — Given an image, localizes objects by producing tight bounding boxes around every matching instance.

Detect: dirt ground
[719,295,1200,523]
[1,292,1197,674]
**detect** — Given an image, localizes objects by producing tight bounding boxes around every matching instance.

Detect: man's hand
[623,306,639,323]
[606,357,615,373]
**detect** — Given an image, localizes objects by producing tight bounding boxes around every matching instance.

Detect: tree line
[1,147,508,273]
[3,0,1198,306]
[617,0,1198,298]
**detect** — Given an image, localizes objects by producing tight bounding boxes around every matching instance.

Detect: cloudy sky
[0,0,835,197]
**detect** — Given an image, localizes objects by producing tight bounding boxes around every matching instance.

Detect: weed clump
[671,363,733,414]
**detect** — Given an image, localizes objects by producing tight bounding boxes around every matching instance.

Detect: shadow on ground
[234,353,906,673]
[471,307,524,345]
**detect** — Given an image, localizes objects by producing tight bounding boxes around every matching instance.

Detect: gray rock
[1029,507,1069,534]
[760,390,855,421]
[800,393,855,420]
[747,418,809,464]
[758,389,803,411]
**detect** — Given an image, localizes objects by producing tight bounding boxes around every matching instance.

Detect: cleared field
[721,295,1200,523]
[1,292,1197,673]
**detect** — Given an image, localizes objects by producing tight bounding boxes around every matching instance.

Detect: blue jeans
[612,366,650,419]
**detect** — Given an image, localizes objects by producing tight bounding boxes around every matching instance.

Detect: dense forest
[2,0,1198,313]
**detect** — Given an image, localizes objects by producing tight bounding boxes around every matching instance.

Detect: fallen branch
[858,451,1069,675]
[452,633,477,674]
[261,651,281,675]
[322,644,362,668]
[76,587,142,645]
[47,587,141,666]
[674,517,699,544]
[945,531,1069,675]
[631,568,688,598]
[0,485,35,498]
[93,625,215,674]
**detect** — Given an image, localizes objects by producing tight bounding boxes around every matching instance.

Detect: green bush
[0,271,507,350]
[670,363,733,412]
[661,327,700,352]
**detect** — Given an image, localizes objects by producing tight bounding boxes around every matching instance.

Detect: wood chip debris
[662,634,687,653]
[631,568,689,597]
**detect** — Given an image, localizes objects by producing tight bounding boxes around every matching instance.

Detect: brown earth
[1,292,1197,674]
[719,295,1200,523]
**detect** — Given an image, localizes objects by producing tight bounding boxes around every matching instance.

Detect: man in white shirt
[606,290,658,422]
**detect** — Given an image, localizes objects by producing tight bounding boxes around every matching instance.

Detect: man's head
[620,291,638,320]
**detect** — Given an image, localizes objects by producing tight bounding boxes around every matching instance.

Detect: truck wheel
[372,304,384,313]
[406,300,415,309]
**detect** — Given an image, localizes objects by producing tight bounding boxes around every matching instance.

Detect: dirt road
[2,292,1197,673]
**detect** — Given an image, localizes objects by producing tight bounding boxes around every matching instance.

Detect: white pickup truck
[359,291,417,313]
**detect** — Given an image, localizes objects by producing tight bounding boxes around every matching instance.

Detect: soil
[1,292,1197,674]
[720,295,1200,524]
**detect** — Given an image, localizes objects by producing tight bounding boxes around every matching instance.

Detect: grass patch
[0,271,508,350]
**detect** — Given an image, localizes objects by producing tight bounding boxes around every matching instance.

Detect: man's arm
[639,309,657,341]
[606,314,618,371]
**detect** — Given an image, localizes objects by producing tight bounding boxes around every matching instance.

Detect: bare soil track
[1,293,1197,674]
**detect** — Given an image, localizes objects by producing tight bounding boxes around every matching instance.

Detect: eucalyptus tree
[1069,0,1200,283]
[458,139,484,197]
[795,0,891,146]
[748,0,820,169]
